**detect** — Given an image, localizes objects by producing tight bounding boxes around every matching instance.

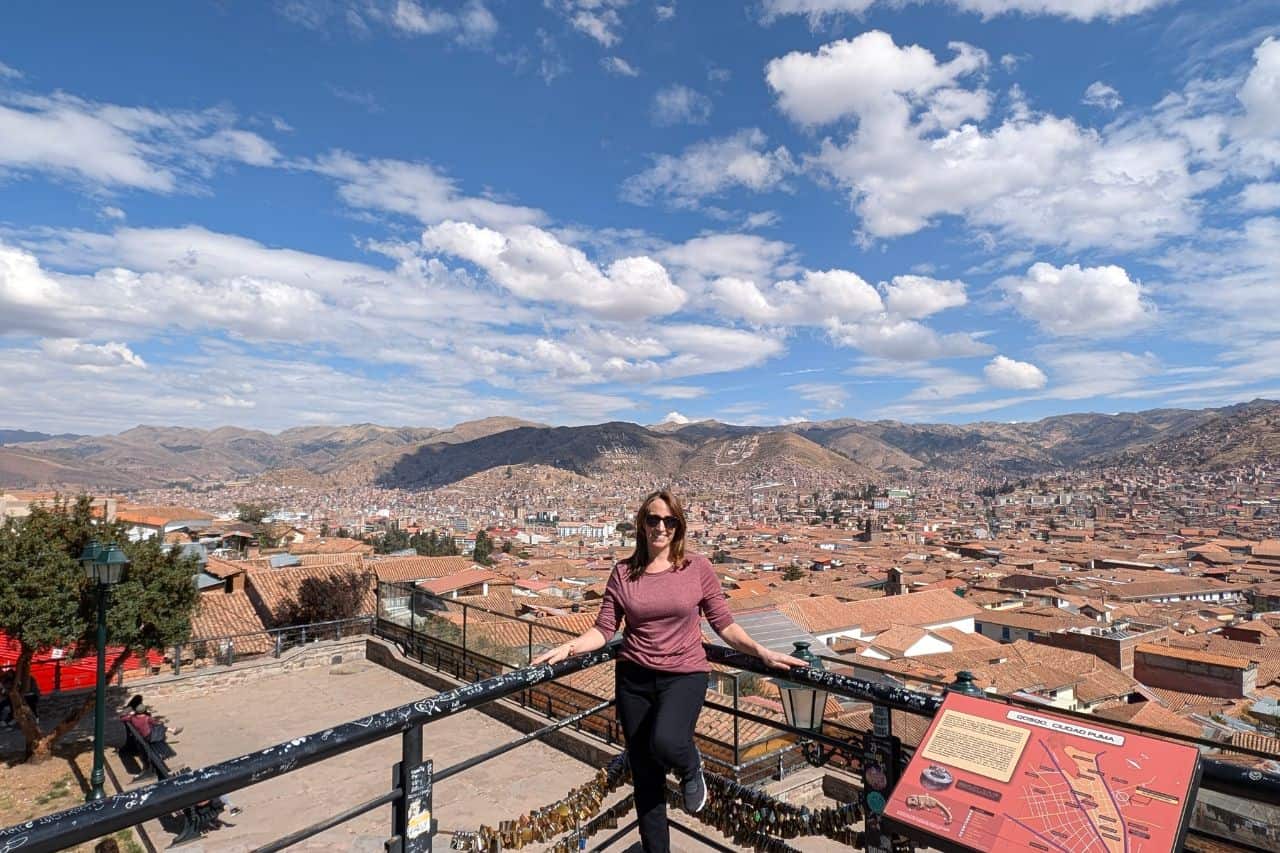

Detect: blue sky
[1,0,1278,434]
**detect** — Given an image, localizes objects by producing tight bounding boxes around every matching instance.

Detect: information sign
[884,693,1200,853]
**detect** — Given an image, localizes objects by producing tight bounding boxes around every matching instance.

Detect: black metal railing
[171,615,374,673]
[7,583,1280,853]
[0,645,621,853]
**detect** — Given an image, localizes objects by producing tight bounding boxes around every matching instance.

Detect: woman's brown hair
[623,489,687,580]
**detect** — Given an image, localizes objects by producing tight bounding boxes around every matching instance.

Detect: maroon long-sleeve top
[592,553,735,673]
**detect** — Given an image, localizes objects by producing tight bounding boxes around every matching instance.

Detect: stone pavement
[107,659,598,852]
[99,656,874,852]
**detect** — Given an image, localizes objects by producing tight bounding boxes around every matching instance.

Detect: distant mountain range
[0,429,82,445]
[1,401,1275,492]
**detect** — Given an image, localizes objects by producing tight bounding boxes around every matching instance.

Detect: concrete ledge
[366,636,621,769]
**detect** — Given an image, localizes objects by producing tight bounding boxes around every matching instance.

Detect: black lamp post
[79,540,128,802]
[770,641,828,730]
[770,641,841,766]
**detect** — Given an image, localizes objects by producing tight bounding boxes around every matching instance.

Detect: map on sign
[885,693,1201,853]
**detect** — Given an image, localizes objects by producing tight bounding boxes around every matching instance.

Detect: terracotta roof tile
[191,589,272,654]
[245,563,376,626]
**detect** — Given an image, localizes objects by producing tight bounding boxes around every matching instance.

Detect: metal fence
[171,616,374,674]
[6,583,1280,853]
[379,580,1280,850]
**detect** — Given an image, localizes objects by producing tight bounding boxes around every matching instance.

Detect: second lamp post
[79,540,129,802]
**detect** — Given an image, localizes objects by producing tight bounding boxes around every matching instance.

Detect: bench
[119,720,229,844]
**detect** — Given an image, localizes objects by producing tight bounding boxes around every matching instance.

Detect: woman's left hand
[758,647,810,671]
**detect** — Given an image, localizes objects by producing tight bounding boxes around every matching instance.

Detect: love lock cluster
[678,772,867,851]
[450,753,632,851]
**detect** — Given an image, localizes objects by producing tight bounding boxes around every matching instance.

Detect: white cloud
[329,85,383,113]
[1045,349,1161,398]
[0,220,817,432]
[421,220,687,319]
[1240,182,1280,210]
[662,410,690,424]
[656,323,787,375]
[551,0,628,47]
[1237,37,1280,136]
[826,317,993,361]
[881,275,967,319]
[621,129,795,208]
[1082,81,1122,111]
[760,0,1170,24]
[790,382,850,411]
[742,211,779,229]
[651,84,712,126]
[850,359,985,401]
[984,355,1047,389]
[655,3,676,20]
[601,56,639,76]
[389,0,497,42]
[100,206,126,221]
[711,268,884,325]
[40,339,147,370]
[998,262,1153,337]
[0,61,21,80]
[659,233,797,288]
[1158,216,1280,339]
[0,91,278,193]
[391,0,453,33]
[765,31,989,127]
[307,150,544,228]
[776,32,1210,249]
[648,385,705,399]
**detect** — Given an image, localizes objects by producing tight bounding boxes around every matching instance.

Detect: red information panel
[885,693,1201,853]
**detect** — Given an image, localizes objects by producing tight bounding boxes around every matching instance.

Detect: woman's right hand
[531,642,574,666]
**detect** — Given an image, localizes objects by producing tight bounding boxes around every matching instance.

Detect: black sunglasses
[644,513,679,530]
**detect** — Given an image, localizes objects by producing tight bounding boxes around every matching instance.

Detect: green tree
[0,496,199,761]
[375,524,410,554]
[235,502,273,524]
[782,564,806,581]
[411,529,460,557]
[274,571,373,625]
[473,530,493,565]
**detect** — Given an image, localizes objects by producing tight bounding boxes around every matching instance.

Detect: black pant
[615,659,707,853]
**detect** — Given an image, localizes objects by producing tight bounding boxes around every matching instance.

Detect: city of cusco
[2,3,1279,852]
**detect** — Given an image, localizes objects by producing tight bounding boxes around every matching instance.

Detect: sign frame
[883,693,1202,853]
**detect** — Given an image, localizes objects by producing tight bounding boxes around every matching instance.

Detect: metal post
[88,583,108,801]
[390,723,424,852]
[275,631,283,658]
[173,644,182,676]
[527,622,534,666]
[732,673,741,773]
[337,620,343,641]
[301,625,307,645]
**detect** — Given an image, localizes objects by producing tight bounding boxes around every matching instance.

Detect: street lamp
[79,540,128,802]
[771,641,829,732]
[770,641,841,766]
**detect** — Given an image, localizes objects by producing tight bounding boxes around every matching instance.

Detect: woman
[533,489,805,852]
